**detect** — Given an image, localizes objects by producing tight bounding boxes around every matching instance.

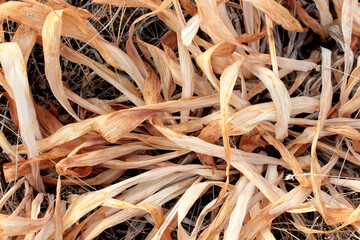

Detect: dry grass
[0,0,360,239]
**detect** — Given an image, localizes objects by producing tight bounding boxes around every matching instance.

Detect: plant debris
[0,0,360,239]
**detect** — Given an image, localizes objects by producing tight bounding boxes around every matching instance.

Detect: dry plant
[0,0,360,239]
